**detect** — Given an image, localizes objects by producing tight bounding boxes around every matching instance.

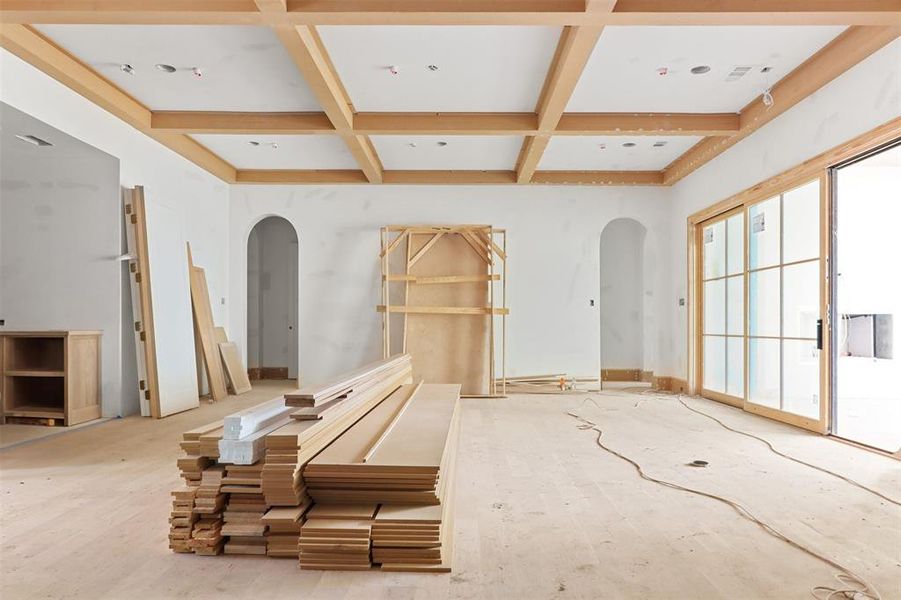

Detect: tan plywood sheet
[403,232,489,395]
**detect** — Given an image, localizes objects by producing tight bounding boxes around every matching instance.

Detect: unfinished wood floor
[2,384,899,599]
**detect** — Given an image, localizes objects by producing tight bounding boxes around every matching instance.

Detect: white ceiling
[191,135,358,169]
[318,26,561,112]
[371,136,524,170]
[35,25,322,112]
[539,136,702,171]
[567,26,846,113]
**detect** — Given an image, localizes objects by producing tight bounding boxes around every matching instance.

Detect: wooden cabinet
[0,331,102,426]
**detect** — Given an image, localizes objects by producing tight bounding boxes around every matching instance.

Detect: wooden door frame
[686,117,901,434]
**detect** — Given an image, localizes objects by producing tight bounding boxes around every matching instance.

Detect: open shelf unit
[0,331,102,426]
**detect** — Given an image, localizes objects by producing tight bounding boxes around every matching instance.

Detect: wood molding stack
[298,504,379,571]
[187,243,228,401]
[169,355,413,558]
[221,466,268,555]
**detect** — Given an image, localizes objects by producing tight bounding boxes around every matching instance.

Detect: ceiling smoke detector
[656,67,668,76]
[192,67,203,78]
[155,64,177,73]
[119,63,135,75]
[690,65,711,75]
[15,134,53,147]
[388,65,399,76]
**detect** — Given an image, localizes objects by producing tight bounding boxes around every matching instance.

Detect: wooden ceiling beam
[556,112,740,136]
[516,7,610,183]
[255,0,384,183]
[235,169,664,185]
[532,170,664,185]
[4,1,897,25]
[354,112,538,136]
[151,111,335,134]
[0,24,237,182]
[663,25,901,186]
[150,111,737,136]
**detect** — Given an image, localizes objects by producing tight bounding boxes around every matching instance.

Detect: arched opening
[599,218,655,388]
[247,216,299,381]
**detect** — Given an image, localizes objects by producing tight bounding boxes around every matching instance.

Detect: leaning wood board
[400,233,489,395]
[219,342,252,395]
[187,244,228,401]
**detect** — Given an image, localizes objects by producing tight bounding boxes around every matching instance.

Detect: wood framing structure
[1,5,897,185]
[122,186,161,418]
[379,225,507,397]
[685,116,901,436]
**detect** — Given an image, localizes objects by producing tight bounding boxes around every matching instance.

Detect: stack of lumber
[190,467,227,555]
[221,464,268,555]
[371,504,447,570]
[305,383,461,506]
[298,504,378,571]
[168,487,197,553]
[261,355,413,507]
[262,506,307,558]
[178,420,220,484]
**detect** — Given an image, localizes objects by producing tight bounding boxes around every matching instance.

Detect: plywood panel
[187,250,228,401]
[218,342,252,395]
[404,233,490,395]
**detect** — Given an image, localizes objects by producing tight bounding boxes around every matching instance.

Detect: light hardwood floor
[1,383,899,599]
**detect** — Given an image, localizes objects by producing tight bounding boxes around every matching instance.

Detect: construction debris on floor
[168,353,459,572]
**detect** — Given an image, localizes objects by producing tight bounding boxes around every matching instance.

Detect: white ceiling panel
[34,25,322,111]
[318,26,561,112]
[567,26,845,113]
[539,136,702,171]
[372,136,523,170]
[191,135,357,169]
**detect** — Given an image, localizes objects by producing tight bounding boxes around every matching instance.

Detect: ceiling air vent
[725,66,753,82]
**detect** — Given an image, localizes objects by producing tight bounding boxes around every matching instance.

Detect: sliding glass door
[698,178,826,432]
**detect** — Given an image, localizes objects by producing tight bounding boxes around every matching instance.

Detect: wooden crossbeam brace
[377,305,510,315]
[407,232,446,269]
[380,229,410,257]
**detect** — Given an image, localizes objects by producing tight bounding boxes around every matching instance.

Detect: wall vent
[725,66,753,82]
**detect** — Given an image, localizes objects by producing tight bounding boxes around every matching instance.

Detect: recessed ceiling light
[427,65,438,71]
[622,142,636,148]
[249,141,261,146]
[15,134,53,147]
[653,141,667,147]
[690,65,711,75]
[119,63,135,75]
[436,141,448,147]
[598,143,606,150]
[155,63,176,73]
[407,142,417,148]
[761,66,773,73]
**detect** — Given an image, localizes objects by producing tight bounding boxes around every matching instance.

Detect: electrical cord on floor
[629,389,901,508]
[566,407,882,600]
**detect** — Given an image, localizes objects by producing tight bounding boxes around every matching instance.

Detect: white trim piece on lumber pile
[285,354,411,407]
[219,418,291,465]
[223,396,293,440]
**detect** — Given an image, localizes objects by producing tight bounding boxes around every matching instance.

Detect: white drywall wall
[228,186,673,386]
[0,103,123,417]
[0,49,230,416]
[246,216,299,377]
[665,39,901,381]
[599,218,646,370]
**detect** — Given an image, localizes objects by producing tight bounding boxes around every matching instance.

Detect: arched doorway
[247,216,299,381]
[599,218,654,388]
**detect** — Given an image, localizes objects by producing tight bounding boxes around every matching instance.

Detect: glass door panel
[746,179,823,425]
[700,210,744,404]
